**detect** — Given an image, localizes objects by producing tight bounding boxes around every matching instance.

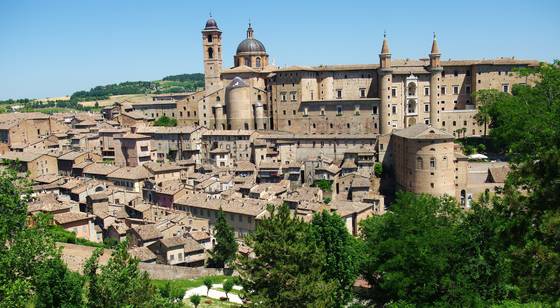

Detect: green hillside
[70,73,204,102]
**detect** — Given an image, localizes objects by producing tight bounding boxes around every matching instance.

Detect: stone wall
[139,263,227,280]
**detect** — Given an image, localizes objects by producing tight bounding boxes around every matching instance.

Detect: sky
[0,0,558,100]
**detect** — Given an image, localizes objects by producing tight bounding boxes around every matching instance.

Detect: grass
[152,275,229,293]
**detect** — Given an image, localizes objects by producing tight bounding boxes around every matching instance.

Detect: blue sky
[1,0,558,100]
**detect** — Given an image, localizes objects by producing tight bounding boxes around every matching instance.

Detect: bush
[323,197,331,204]
[374,163,383,177]
[312,179,332,192]
[153,115,177,127]
[477,143,487,153]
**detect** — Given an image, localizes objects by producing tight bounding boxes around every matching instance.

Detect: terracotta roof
[487,165,510,183]
[53,211,93,224]
[143,162,185,173]
[131,224,162,241]
[117,133,150,140]
[392,123,454,140]
[0,151,45,162]
[128,246,157,262]
[189,231,211,241]
[83,163,119,176]
[108,166,152,180]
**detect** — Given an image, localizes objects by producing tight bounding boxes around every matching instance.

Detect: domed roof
[226,77,249,89]
[204,18,219,30]
[236,38,266,54]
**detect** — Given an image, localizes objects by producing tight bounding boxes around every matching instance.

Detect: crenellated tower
[429,33,442,127]
[378,32,393,134]
[202,16,223,93]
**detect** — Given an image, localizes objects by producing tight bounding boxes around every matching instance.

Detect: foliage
[374,162,383,177]
[323,196,331,204]
[203,277,213,296]
[45,220,106,248]
[190,294,201,307]
[473,89,509,137]
[208,210,238,268]
[0,168,82,308]
[223,279,234,299]
[153,115,178,127]
[237,204,337,307]
[151,276,227,292]
[84,240,163,307]
[312,179,332,192]
[311,210,363,306]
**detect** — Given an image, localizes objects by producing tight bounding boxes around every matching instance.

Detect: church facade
[177,17,538,137]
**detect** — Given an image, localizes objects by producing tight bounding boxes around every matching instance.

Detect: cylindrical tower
[378,33,393,134]
[429,33,442,127]
[226,77,254,130]
[254,102,265,130]
[214,104,227,130]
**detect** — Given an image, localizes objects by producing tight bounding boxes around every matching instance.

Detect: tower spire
[247,21,254,39]
[381,31,390,54]
[431,32,440,55]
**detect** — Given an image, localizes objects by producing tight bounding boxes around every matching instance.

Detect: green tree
[374,162,383,177]
[312,179,332,192]
[153,115,178,127]
[189,294,201,308]
[203,277,213,296]
[473,89,508,137]
[208,209,238,268]
[223,279,234,299]
[84,240,159,307]
[311,210,363,306]
[237,204,336,307]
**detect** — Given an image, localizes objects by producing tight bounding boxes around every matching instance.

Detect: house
[57,150,101,175]
[127,224,163,247]
[128,246,158,263]
[114,133,154,167]
[107,166,152,192]
[53,211,98,242]
[148,236,206,267]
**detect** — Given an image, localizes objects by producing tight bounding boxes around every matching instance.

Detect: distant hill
[70,73,205,102]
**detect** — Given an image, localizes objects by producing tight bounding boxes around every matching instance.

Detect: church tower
[378,33,393,134]
[429,33,442,127]
[202,16,223,93]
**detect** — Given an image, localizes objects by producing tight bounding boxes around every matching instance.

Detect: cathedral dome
[204,18,219,30]
[236,38,266,54]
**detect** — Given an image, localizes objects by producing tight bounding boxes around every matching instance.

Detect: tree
[84,240,159,307]
[374,162,383,178]
[473,89,508,137]
[311,210,363,306]
[360,192,477,306]
[312,179,332,192]
[208,209,238,268]
[237,204,337,307]
[0,169,83,308]
[153,115,178,127]
[203,277,213,296]
[223,279,234,299]
[190,294,201,308]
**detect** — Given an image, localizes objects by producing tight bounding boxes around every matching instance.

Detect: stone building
[176,17,537,138]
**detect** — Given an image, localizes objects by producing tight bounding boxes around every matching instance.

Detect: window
[245,58,251,66]
[354,105,360,115]
[424,87,430,96]
[424,104,430,112]
[280,92,287,102]
[283,110,286,115]
[453,121,457,126]
[453,86,459,94]
[320,107,325,116]
[454,70,458,77]
[336,89,342,99]
[391,105,397,114]
[207,47,214,59]
[424,118,430,124]
[407,83,416,96]
[141,146,148,152]
[304,107,308,116]
[441,86,446,95]
[287,120,291,126]
[336,105,342,116]
[430,157,436,169]
[207,35,213,42]
[256,57,261,67]
[290,92,297,101]
[372,106,378,115]
[502,84,509,93]
[416,157,423,169]
[442,121,446,126]
[360,88,366,98]
[170,254,174,261]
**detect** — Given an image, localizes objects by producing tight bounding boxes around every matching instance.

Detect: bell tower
[202,15,223,93]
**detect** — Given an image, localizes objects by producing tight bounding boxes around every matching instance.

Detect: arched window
[245,58,251,66]
[255,57,261,67]
[416,157,423,169]
[430,157,436,169]
[207,47,214,59]
[207,35,213,43]
[216,96,221,102]
[408,82,417,96]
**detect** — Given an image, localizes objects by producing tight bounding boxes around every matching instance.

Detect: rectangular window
[502,84,509,93]
[336,105,342,115]
[453,86,459,94]
[391,105,397,114]
[391,120,398,128]
[424,87,430,96]
[280,92,287,102]
[359,88,366,98]
[320,107,325,116]
[290,91,297,101]
[336,89,342,99]
[303,107,308,116]
[391,87,397,97]
[372,106,378,115]
[424,118,430,125]
[424,104,430,112]
[441,86,446,95]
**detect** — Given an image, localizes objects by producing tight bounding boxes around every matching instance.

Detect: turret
[429,33,443,127]
[202,15,223,93]
[378,32,393,134]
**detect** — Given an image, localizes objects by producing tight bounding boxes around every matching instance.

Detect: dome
[226,76,248,89]
[236,38,266,54]
[204,18,219,30]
